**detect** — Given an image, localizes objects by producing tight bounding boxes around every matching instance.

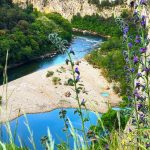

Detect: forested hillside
[0,0,72,72]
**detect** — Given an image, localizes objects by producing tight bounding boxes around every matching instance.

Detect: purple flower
[139,113,145,122]
[133,90,141,99]
[137,73,142,79]
[146,143,150,149]
[128,43,133,48]
[140,47,147,53]
[123,26,129,35]
[141,15,146,27]
[124,66,129,70]
[130,68,135,73]
[140,0,147,5]
[129,128,132,132]
[125,58,129,63]
[81,99,86,106]
[137,103,143,110]
[133,56,139,64]
[76,75,80,82]
[136,82,141,89]
[75,67,80,75]
[135,35,141,43]
[141,20,146,26]
[142,67,150,74]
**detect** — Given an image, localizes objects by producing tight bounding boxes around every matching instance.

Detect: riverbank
[0,59,121,123]
[73,28,111,38]
[6,52,58,70]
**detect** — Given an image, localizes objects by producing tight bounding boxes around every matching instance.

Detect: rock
[12,0,124,20]
[105,86,110,90]
[64,91,71,97]
[75,61,81,66]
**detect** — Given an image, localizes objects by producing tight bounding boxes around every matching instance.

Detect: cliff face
[12,0,125,20]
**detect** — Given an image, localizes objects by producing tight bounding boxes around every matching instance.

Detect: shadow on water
[0,34,104,84]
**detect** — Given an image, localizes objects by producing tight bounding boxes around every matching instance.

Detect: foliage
[52,77,61,85]
[0,2,72,72]
[46,71,54,77]
[67,78,74,86]
[86,38,127,95]
[101,109,129,131]
[0,1,150,150]
[72,14,122,37]
[91,109,130,134]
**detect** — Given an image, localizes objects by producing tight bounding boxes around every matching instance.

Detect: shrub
[52,77,61,85]
[46,71,54,77]
[92,109,130,133]
[113,85,120,94]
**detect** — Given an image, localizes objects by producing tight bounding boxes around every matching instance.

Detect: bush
[91,109,130,134]
[46,71,54,77]
[86,48,127,95]
[100,37,122,53]
[72,14,122,37]
[113,85,120,94]
[52,77,61,85]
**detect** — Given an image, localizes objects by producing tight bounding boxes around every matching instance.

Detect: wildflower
[130,68,135,73]
[140,0,147,5]
[141,15,146,27]
[124,66,129,70]
[76,75,80,82]
[135,35,141,43]
[123,26,129,35]
[128,42,133,48]
[142,67,150,75]
[133,56,139,64]
[146,143,150,149]
[136,82,141,89]
[139,113,145,123]
[137,72,142,79]
[137,103,143,110]
[129,128,132,132]
[133,90,141,99]
[141,84,146,91]
[125,58,129,63]
[140,47,147,53]
[81,99,86,106]
[75,67,80,75]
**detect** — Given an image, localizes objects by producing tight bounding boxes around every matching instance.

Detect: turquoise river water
[1,35,105,149]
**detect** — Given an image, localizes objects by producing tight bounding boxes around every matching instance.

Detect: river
[0,34,103,84]
[0,34,104,149]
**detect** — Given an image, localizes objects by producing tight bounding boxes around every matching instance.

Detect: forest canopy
[0,1,72,72]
